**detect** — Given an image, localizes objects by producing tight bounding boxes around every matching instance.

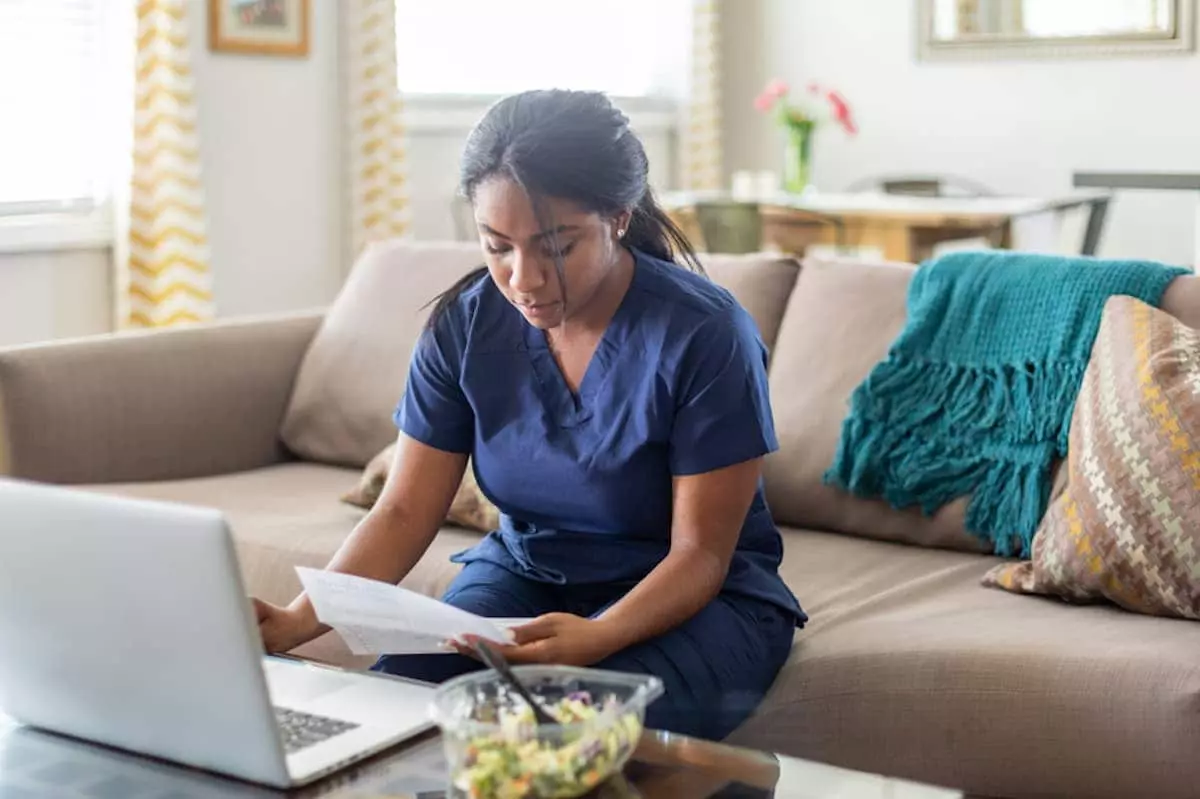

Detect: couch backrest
[280,241,800,469]
[286,241,1153,551]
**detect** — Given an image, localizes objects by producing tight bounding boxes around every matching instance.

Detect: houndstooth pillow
[984,296,1200,621]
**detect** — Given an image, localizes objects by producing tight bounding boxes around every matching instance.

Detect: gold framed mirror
[917,0,1195,60]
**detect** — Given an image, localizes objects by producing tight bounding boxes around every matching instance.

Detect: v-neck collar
[522,251,642,428]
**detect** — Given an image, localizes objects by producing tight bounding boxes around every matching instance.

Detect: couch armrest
[0,311,324,484]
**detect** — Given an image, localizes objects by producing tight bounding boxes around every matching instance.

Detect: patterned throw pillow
[984,296,1200,621]
[340,443,501,533]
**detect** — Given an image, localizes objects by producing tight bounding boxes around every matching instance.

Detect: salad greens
[451,692,642,799]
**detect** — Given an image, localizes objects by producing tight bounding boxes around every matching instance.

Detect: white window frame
[0,203,113,255]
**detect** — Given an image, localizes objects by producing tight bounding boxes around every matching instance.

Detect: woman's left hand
[492,613,623,667]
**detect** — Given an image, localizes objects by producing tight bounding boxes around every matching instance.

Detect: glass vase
[783,121,815,194]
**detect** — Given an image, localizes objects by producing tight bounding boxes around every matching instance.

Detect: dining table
[660,188,1111,263]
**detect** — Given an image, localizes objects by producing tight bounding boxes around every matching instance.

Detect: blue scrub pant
[371,561,795,741]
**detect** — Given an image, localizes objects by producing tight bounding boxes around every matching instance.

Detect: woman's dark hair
[427,89,702,329]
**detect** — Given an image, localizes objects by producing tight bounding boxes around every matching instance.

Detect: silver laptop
[0,478,436,789]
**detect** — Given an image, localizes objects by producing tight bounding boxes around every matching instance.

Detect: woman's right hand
[253,597,324,654]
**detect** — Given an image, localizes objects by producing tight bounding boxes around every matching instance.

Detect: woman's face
[472,175,629,330]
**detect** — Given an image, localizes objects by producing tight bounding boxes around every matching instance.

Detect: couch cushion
[280,240,484,468]
[87,462,482,669]
[763,257,989,551]
[281,241,800,470]
[730,528,1200,799]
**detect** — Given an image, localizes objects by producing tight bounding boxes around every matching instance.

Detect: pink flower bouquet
[754,79,857,192]
[754,79,858,135]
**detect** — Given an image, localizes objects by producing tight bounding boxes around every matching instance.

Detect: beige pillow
[985,297,1200,620]
[764,257,1068,552]
[340,442,500,533]
[280,240,484,469]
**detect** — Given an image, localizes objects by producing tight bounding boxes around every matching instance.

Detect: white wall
[724,0,1200,266]
[0,251,112,346]
[189,0,343,317]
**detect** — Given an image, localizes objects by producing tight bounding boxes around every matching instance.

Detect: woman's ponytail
[624,190,704,274]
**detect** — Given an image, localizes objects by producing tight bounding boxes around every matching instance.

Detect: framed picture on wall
[208,0,310,57]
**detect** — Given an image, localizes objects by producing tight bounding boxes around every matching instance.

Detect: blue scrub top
[395,249,806,626]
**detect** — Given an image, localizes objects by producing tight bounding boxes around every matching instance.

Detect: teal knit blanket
[824,250,1188,558]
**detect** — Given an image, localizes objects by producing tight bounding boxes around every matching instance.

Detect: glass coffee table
[0,709,961,799]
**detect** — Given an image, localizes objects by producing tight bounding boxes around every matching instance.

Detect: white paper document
[295,567,528,656]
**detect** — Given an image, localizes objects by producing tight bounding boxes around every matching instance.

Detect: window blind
[0,0,109,216]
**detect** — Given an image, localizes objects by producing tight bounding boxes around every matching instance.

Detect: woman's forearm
[284,438,467,635]
[286,505,440,627]
[593,544,729,655]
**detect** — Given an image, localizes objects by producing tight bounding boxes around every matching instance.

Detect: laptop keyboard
[274,707,360,754]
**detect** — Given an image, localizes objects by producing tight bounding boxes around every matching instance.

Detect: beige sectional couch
[1,240,1197,799]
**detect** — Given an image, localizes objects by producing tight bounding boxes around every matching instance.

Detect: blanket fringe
[824,354,1082,557]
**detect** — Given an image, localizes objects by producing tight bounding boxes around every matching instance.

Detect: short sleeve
[393,309,474,454]
[668,308,778,476]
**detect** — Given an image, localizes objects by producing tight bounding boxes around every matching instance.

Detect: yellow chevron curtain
[118,0,213,330]
[681,0,723,191]
[344,0,409,257]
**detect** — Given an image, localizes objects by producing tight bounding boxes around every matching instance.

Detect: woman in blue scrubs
[255,89,806,740]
